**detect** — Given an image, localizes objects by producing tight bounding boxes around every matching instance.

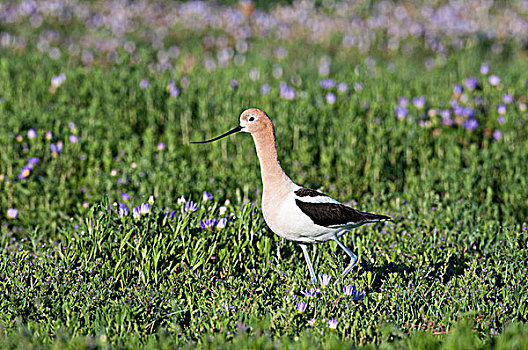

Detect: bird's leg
[299,244,318,284]
[333,235,358,278]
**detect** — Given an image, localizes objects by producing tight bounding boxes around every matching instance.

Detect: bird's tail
[359,211,393,223]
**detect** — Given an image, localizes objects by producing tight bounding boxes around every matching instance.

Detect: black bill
[190,125,242,144]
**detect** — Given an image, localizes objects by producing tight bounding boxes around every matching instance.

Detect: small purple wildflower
[464,77,479,91]
[394,105,407,119]
[398,96,408,107]
[498,116,505,124]
[307,318,316,326]
[296,301,308,313]
[133,206,141,219]
[203,191,213,202]
[344,285,366,300]
[260,84,270,95]
[353,82,363,91]
[184,201,198,212]
[327,319,338,329]
[140,79,149,89]
[453,84,463,95]
[69,134,79,143]
[318,274,332,287]
[498,104,507,115]
[480,64,490,75]
[229,79,238,88]
[157,142,165,151]
[7,208,18,219]
[140,202,150,215]
[118,203,129,217]
[412,96,426,109]
[493,130,502,141]
[27,157,40,166]
[337,82,348,93]
[301,287,320,298]
[18,166,31,179]
[121,192,130,201]
[51,73,66,88]
[216,217,227,229]
[463,119,479,131]
[320,78,335,89]
[50,141,63,155]
[489,75,500,86]
[325,92,336,104]
[200,218,218,230]
[27,129,37,139]
[502,94,514,104]
[279,82,295,100]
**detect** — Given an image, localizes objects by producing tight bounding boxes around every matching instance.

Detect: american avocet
[192,108,392,283]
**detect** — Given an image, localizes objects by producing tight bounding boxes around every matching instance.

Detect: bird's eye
[248,116,255,122]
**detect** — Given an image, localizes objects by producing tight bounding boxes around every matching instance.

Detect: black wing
[295,199,392,228]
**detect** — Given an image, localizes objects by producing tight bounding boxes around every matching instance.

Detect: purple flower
[327,319,338,329]
[453,84,463,95]
[200,218,218,230]
[51,73,66,88]
[325,92,336,104]
[301,287,320,298]
[353,82,363,91]
[133,206,141,219]
[50,141,63,155]
[216,217,227,229]
[118,203,129,217]
[69,134,79,143]
[318,274,331,287]
[398,97,409,107]
[498,104,506,115]
[480,64,490,75]
[229,79,238,88]
[489,75,500,86]
[412,96,426,109]
[18,166,31,179]
[157,142,165,151]
[307,318,316,326]
[463,119,479,131]
[27,129,37,139]
[337,82,348,93]
[344,285,366,300]
[140,202,150,215]
[184,201,198,212]
[296,301,308,313]
[464,77,479,91]
[502,94,514,104]
[167,80,180,98]
[202,191,213,202]
[260,84,270,95]
[394,105,407,119]
[498,116,505,124]
[121,192,130,201]
[493,130,502,141]
[140,79,149,89]
[320,78,335,89]
[27,157,40,166]
[279,82,295,100]
[7,208,18,219]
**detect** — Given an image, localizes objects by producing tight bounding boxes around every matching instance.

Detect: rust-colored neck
[251,123,294,191]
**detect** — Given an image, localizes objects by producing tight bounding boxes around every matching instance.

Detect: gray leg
[299,244,317,284]
[333,235,358,278]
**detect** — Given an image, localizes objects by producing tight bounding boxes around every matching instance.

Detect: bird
[191,108,392,283]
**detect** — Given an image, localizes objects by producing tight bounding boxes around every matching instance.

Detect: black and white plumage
[294,188,391,228]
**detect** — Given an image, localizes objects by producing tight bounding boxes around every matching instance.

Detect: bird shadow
[356,252,470,293]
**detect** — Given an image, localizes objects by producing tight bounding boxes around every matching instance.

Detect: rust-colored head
[191,108,273,144]
[239,108,273,135]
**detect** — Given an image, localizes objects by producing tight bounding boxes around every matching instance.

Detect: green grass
[1,19,528,349]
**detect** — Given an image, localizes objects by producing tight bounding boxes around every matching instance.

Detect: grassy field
[1,0,528,348]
